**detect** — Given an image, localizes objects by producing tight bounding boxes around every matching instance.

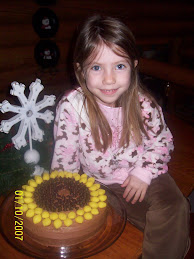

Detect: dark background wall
[0,0,193,106]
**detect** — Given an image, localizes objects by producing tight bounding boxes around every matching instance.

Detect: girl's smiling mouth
[100,89,118,95]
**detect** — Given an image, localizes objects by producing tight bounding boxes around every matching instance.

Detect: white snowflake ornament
[0,78,56,164]
[24,149,40,164]
[32,165,48,176]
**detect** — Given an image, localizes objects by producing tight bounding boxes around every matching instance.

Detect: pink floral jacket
[51,87,174,185]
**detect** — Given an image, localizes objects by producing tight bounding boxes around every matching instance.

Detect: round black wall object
[34,40,60,68]
[32,8,59,38]
[36,0,57,5]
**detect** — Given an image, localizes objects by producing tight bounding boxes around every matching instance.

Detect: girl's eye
[91,65,101,71]
[116,64,125,70]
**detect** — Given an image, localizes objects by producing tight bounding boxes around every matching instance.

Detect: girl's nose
[102,70,116,85]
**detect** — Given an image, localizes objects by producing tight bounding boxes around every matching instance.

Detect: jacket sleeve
[130,98,174,185]
[51,96,80,172]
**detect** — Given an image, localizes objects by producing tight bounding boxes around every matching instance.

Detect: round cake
[20,171,108,246]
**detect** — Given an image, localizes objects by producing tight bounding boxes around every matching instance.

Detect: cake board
[0,185,126,258]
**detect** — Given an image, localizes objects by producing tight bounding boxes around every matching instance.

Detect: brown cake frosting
[23,206,107,246]
[33,177,91,211]
[21,171,108,246]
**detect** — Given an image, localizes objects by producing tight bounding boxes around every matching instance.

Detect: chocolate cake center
[58,188,70,197]
[33,177,90,212]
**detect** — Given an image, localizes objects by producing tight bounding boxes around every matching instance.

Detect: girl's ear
[76,63,81,71]
[134,60,138,67]
[76,63,86,80]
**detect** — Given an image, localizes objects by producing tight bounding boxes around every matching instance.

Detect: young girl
[51,15,190,258]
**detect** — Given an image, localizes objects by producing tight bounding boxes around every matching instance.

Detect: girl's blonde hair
[73,14,158,152]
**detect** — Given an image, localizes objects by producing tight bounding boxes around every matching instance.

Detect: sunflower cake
[19,171,108,246]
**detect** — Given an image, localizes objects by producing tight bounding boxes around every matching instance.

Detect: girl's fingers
[125,188,136,202]
[121,176,130,187]
[131,189,141,204]
[123,186,131,198]
[122,176,148,203]
[123,180,132,198]
[139,188,147,202]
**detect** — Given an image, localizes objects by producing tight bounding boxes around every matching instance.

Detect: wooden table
[0,114,193,259]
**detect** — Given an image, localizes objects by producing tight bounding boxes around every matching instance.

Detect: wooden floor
[0,113,193,258]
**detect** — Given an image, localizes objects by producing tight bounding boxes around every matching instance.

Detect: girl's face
[83,44,133,107]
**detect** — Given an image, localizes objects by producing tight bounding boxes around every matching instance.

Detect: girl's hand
[121,175,148,204]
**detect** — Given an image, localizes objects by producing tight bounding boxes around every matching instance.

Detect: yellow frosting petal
[33,214,42,224]
[35,175,43,184]
[34,207,43,214]
[79,178,87,184]
[83,205,91,212]
[66,172,73,178]
[26,209,35,218]
[98,189,105,195]
[90,197,99,202]
[24,191,33,198]
[28,179,38,187]
[64,218,73,227]
[74,175,80,181]
[28,203,37,209]
[58,171,66,178]
[59,212,67,220]
[54,219,62,229]
[89,202,98,208]
[76,209,84,216]
[22,185,27,190]
[42,211,50,218]
[42,172,50,180]
[99,195,107,202]
[68,211,76,219]
[50,212,58,220]
[90,191,99,197]
[91,208,99,215]
[84,212,93,220]
[25,186,35,192]
[42,218,51,227]
[50,171,58,179]
[20,204,28,212]
[80,173,87,178]
[75,216,84,223]
[98,201,107,208]
[24,197,33,204]
[86,181,93,187]
[88,177,95,183]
